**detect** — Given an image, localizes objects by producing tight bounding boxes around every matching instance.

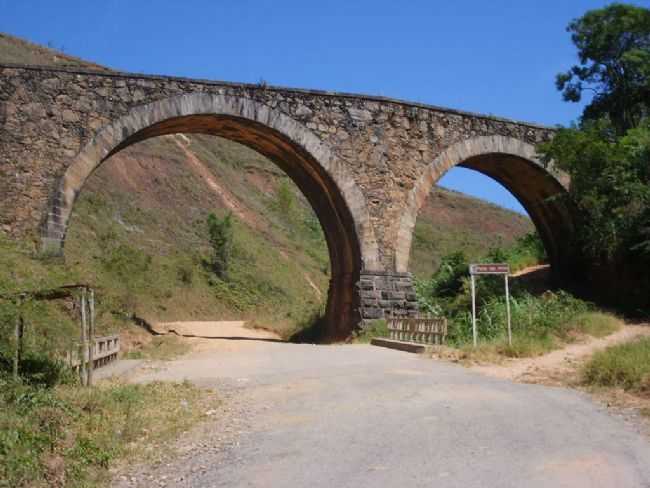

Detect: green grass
[0,373,218,488]
[455,311,622,362]
[583,337,650,392]
[352,319,389,343]
[568,312,622,338]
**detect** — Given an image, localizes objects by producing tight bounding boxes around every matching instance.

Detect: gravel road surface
[114,333,650,488]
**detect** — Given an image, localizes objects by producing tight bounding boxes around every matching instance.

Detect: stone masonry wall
[358,271,418,322]
[0,64,555,274]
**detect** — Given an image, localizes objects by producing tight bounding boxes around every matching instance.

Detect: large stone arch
[395,135,574,276]
[41,93,379,339]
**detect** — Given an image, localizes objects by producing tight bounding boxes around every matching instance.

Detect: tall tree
[555,3,650,135]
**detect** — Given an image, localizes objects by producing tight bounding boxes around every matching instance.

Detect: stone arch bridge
[0,64,573,340]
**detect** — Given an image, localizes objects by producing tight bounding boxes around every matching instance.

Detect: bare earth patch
[150,320,282,356]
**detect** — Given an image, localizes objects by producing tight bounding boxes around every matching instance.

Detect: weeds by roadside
[351,319,388,344]
[0,371,218,488]
[583,337,650,393]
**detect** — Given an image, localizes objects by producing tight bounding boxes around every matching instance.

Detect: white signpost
[469,263,512,348]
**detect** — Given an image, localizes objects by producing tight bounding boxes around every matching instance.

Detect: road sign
[469,263,512,348]
[469,263,510,275]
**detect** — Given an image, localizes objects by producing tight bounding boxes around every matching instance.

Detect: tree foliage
[555,3,650,134]
[207,212,234,280]
[540,120,650,261]
[541,3,650,278]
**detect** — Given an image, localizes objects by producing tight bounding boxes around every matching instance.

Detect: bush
[448,291,590,345]
[583,337,650,392]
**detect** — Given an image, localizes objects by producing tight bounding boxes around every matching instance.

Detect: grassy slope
[411,187,532,279]
[1,32,532,338]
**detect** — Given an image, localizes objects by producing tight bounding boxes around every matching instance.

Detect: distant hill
[0,32,532,335]
[0,33,108,69]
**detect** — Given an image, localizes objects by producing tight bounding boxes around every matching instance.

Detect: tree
[555,3,650,135]
[540,119,650,261]
[207,212,234,280]
[540,3,650,275]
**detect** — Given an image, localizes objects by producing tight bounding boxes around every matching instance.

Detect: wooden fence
[387,317,447,345]
[66,334,120,369]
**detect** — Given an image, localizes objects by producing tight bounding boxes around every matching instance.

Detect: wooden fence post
[13,296,24,380]
[79,288,87,386]
[87,288,95,386]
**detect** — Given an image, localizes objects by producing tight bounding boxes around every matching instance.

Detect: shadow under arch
[396,135,576,281]
[41,93,379,340]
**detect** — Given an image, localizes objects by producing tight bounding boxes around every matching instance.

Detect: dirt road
[114,322,650,488]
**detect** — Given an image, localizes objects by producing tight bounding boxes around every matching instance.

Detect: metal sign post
[469,263,512,348]
[470,274,477,348]
[505,274,512,346]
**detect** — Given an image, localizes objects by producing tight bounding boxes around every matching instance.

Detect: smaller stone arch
[395,135,573,274]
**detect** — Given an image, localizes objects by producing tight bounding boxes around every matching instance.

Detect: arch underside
[46,104,369,340]
[108,113,362,293]
[398,135,575,281]
[458,153,574,274]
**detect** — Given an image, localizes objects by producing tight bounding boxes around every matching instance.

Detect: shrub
[207,212,234,280]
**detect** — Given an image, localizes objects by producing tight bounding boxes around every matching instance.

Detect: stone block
[358,280,375,291]
[360,290,379,300]
[362,307,383,319]
[395,281,414,291]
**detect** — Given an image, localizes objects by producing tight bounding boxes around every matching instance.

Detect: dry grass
[583,336,650,392]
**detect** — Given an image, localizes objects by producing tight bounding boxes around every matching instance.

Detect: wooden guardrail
[66,334,120,369]
[388,318,447,345]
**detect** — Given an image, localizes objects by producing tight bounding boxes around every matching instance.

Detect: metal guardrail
[388,318,447,345]
[66,334,120,369]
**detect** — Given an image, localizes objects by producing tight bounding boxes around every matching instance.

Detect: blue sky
[0,0,622,213]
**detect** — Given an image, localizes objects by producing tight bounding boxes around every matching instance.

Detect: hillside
[1,32,533,337]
